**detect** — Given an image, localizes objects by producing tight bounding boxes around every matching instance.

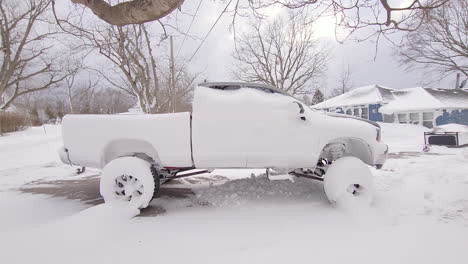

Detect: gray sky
[166,1,456,94]
[61,0,458,95]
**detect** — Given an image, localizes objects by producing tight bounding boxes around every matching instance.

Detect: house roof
[313,85,390,109]
[312,85,468,114]
[379,87,468,114]
[424,88,468,109]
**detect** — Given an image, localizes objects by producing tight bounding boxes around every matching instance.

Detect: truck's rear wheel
[100,157,158,209]
[323,156,374,207]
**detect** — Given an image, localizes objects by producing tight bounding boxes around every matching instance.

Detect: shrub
[0,111,29,134]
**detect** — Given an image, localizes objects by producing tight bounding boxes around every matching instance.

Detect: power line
[186,0,234,65]
[175,0,204,60]
[175,0,234,81]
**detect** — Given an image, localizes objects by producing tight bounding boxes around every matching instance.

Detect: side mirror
[293,102,307,121]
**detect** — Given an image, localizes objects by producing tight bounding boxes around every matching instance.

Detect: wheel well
[100,139,160,168]
[320,138,374,166]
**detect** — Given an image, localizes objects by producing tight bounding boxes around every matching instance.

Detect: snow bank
[379,123,430,152]
[195,174,324,207]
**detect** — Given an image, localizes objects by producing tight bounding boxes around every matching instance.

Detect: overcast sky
[168,1,457,93]
[61,0,458,95]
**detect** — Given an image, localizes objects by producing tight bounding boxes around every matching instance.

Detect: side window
[209,85,241,91]
[346,109,352,115]
[398,113,407,123]
[246,86,277,94]
[361,107,369,119]
[353,108,360,116]
[409,113,420,124]
[422,112,434,128]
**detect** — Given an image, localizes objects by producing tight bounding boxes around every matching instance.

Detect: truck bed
[62,113,193,168]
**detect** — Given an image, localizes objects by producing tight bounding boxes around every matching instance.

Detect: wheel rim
[113,174,144,201]
[346,184,364,196]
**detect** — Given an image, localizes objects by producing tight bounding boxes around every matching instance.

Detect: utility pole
[169,36,176,113]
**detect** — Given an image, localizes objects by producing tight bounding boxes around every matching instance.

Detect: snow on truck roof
[198,82,289,96]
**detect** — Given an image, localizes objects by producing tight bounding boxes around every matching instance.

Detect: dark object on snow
[424,132,466,148]
[76,166,86,175]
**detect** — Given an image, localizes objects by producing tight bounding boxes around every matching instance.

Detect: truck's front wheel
[100,157,159,209]
[323,156,374,207]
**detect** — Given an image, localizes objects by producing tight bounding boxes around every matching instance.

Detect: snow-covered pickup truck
[59,82,388,209]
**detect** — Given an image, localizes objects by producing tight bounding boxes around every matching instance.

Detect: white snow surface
[433,124,468,133]
[1,123,468,263]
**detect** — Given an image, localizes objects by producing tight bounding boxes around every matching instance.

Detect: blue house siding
[435,109,468,126]
[369,104,383,122]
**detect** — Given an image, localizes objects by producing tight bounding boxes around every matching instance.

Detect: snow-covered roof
[433,124,468,133]
[313,85,468,114]
[380,87,468,114]
[313,85,391,109]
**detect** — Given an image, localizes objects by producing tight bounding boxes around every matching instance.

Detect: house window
[422,112,434,128]
[346,109,352,115]
[353,108,360,116]
[383,114,394,123]
[361,107,369,119]
[409,113,420,125]
[398,113,407,123]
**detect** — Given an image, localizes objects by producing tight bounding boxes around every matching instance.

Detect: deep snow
[1,123,468,263]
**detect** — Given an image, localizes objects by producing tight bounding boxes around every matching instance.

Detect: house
[311,85,468,128]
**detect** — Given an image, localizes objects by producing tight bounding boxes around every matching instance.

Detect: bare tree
[69,0,183,26]
[63,67,97,114]
[232,13,330,95]
[334,63,353,96]
[79,24,162,113]
[68,0,449,38]
[398,0,467,78]
[0,0,67,111]
[157,61,198,113]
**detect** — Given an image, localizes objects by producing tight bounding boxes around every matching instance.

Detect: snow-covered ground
[1,123,468,263]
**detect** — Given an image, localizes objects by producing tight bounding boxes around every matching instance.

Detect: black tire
[150,166,161,200]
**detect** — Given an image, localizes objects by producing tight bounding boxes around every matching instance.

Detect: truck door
[191,86,318,169]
